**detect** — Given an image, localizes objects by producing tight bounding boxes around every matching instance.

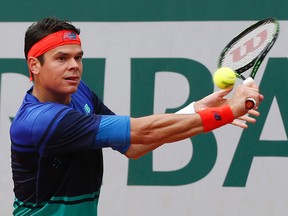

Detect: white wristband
[175,102,195,114]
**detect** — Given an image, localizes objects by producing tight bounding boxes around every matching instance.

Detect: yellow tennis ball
[213,67,236,89]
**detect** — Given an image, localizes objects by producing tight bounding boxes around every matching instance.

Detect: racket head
[218,18,280,80]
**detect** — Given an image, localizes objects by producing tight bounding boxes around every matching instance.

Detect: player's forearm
[125,114,203,159]
[130,114,204,146]
[125,143,163,159]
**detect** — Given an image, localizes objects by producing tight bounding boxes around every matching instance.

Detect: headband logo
[63,31,77,40]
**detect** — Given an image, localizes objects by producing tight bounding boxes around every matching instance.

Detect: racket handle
[243,77,254,85]
[243,77,256,110]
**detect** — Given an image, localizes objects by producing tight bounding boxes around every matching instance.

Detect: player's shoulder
[22,99,70,118]
[10,101,72,144]
[12,95,72,130]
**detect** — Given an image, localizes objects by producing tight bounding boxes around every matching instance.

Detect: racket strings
[221,21,278,71]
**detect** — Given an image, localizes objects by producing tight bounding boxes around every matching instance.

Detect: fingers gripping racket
[218,18,280,109]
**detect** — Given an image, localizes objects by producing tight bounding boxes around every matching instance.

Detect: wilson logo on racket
[230,29,268,63]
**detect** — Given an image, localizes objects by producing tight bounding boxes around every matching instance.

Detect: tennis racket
[218,18,280,109]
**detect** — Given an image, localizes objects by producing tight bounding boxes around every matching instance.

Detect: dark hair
[24,17,80,62]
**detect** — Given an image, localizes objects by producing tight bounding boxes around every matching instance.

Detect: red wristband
[197,105,234,132]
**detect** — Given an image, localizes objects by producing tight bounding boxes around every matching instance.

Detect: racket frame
[218,18,280,80]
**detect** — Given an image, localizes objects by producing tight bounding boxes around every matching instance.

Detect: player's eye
[75,55,82,62]
[58,56,66,62]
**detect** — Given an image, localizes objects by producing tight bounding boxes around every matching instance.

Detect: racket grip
[243,77,254,85]
[243,77,256,110]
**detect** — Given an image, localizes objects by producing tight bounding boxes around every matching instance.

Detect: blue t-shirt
[10,81,131,215]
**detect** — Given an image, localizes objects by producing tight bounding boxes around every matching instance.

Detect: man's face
[36,44,83,102]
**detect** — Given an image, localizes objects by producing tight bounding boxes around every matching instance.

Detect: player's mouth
[64,76,80,84]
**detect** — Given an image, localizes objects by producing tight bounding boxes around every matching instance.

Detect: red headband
[28,30,81,81]
[28,30,81,58]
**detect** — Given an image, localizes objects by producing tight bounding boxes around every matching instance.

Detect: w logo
[230,29,268,62]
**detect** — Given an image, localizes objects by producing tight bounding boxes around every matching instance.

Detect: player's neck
[32,85,72,105]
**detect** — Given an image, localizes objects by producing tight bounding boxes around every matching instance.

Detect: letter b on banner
[128,58,217,185]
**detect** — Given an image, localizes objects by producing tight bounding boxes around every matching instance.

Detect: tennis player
[10,17,263,215]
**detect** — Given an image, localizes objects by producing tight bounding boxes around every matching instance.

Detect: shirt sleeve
[11,102,131,155]
[95,115,131,153]
[38,108,131,155]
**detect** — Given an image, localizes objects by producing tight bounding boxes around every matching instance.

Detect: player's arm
[125,83,262,159]
[125,113,203,159]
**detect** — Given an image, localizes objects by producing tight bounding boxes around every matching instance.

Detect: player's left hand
[193,88,232,112]
[194,88,261,129]
[231,109,260,128]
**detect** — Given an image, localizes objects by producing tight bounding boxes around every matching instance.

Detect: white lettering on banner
[0,21,288,216]
[260,97,287,140]
[153,72,192,171]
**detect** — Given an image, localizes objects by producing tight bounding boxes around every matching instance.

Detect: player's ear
[27,57,41,75]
